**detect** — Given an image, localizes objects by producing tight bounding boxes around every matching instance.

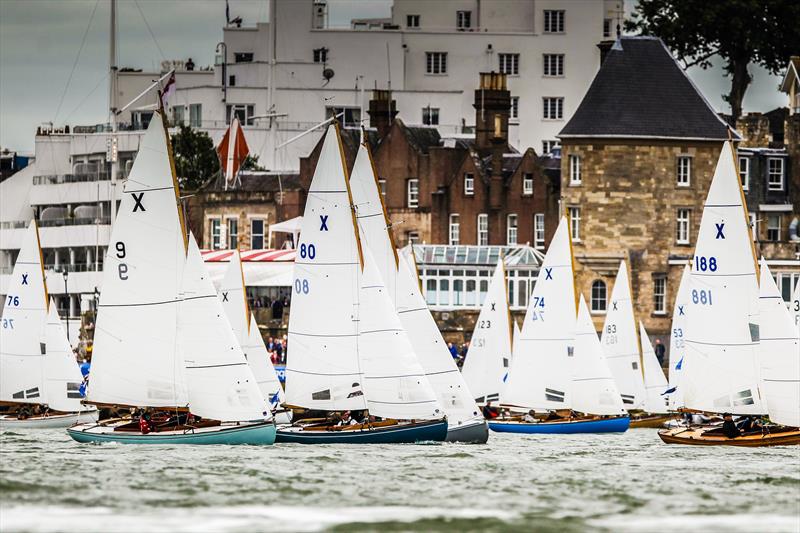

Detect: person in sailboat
[138,410,153,435]
[523,410,537,423]
[721,414,741,439]
[338,411,358,427]
[482,401,500,419]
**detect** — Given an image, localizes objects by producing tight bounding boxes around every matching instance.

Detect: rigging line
[133,0,167,62]
[53,0,100,124]
[62,72,110,123]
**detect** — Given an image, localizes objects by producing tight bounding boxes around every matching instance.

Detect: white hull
[0,409,99,429]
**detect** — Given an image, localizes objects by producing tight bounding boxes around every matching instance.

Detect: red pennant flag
[216,117,250,189]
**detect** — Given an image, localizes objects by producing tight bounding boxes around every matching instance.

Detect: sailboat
[658,141,799,446]
[218,250,290,423]
[0,221,98,428]
[348,142,487,443]
[492,217,630,434]
[461,258,513,407]
[666,265,691,411]
[276,125,447,444]
[638,322,670,417]
[67,108,275,445]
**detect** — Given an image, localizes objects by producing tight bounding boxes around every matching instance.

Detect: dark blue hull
[276,419,448,444]
[489,416,630,434]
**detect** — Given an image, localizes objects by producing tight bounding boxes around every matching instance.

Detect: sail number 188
[691,289,713,305]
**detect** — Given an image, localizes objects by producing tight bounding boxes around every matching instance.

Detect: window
[426,279,437,305]
[507,214,518,245]
[227,218,238,249]
[534,214,545,250]
[456,10,472,30]
[426,52,448,75]
[449,214,460,245]
[378,179,387,199]
[749,212,758,241]
[568,207,580,241]
[172,105,185,126]
[543,10,565,33]
[767,214,781,242]
[569,154,581,185]
[603,18,612,37]
[523,173,533,195]
[326,106,361,128]
[543,97,563,119]
[498,53,520,75]
[543,54,564,76]
[542,140,559,154]
[477,214,489,245]
[676,209,691,244]
[210,218,222,250]
[229,75,236,87]
[653,276,667,314]
[739,156,750,190]
[591,280,607,313]
[226,104,255,125]
[422,106,439,125]
[250,219,265,249]
[768,158,784,190]
[407,179,419,208]
[677,156,691,186]
[510,97,519,121]
[406,231,420,245]
[234,52,254,63]
[313,47,328,63]
[464,173,474,195]
[406,14,420,28]
[189,104,202,127]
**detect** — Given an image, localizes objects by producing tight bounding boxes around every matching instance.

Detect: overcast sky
[0,0,787,153]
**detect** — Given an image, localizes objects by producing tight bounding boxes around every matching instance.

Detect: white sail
[461,258,513,404]
[512,319,521,354]
[218,251,285,407]
[639,321,670,414]
[87,113,188,408]
[682,141,764,415]
[501,217,576,410]
[179,236,269,422]
[758,259,800,427]
[600,261,646,409]
[667,265,691,409]
[793,280,800,334]
[350,144,483,426]
[44,302,85,412]
[0,221,48,405]
[285,125,366,412]
[358,246,443,420]
[571,295,627,416]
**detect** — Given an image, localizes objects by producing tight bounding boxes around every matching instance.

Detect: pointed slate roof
[559,36,736,141]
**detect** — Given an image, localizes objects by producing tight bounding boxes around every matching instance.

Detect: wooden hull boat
[67,419,276,445]
[629,414,675,428]
[489,415,630,434]
[0,409,98,429]
[276,418,447,444]
[658,426,800,447]
[445,419,489,444]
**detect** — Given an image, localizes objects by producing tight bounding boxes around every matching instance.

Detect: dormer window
[464,173,474,196]
[313,47,328,64]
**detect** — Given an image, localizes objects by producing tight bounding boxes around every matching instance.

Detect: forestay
[44,302,85,412]
[0,222,48,405]
[639,322,669,414]
[502,217,576,411]
[461,258,513,404]
[179,236,269,422]
[285,125,367,412]
[358,246,443,420]
[600,261,645,409]
[667,265,691,410]
[682,141,764,415]
[349,143,482,426]
[218,250,284,407]
[758,259,800,427]
[571,295,626,416]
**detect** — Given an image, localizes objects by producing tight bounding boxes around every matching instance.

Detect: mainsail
[571,295,627,416]
[87,111,189,408]
[44,301,85,412]
[758,259,800,427]
[461,258,513,404]
[681,141,764,415]
[667,265,691,409]
[639,322,669,414]
[600,261,646,409]
[501,217,576,410]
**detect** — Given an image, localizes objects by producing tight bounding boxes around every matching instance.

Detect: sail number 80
[691,289,713,305]
[294,278,310,294]
[694,256,718,272]
[299,243,316,260]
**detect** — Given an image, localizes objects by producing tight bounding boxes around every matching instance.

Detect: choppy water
[1,428,799,532]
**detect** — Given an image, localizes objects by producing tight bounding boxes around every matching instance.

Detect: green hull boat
[67,420,276,445]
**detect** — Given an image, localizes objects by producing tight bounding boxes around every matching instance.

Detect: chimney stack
[368,89,398,139]
[474,72,509,211]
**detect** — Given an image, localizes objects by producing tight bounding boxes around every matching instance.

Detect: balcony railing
[33,173,110,185]
[0,220,28,230]
[44,262,103,273]
[38,216,111,228]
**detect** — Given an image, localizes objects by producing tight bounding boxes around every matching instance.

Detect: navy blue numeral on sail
[6,295,19,307]
[2,318,13,329]
[299,243,316,260]
[294,279,309,294]
[694,256,717,272]
[691,289,712,305]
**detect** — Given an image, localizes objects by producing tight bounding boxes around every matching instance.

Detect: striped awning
[201,249,296,263]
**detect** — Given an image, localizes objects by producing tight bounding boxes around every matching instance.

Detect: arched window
[591,280,607,313]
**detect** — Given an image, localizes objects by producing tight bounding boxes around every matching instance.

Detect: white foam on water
[0,505,516,533]
[591,513,800,533]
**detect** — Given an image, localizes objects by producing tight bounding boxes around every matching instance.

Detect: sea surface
[1,428,798,533]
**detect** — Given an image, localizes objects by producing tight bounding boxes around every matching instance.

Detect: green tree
[241,154,265,171]
[170,125,219,190]
[626,0,800,121]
